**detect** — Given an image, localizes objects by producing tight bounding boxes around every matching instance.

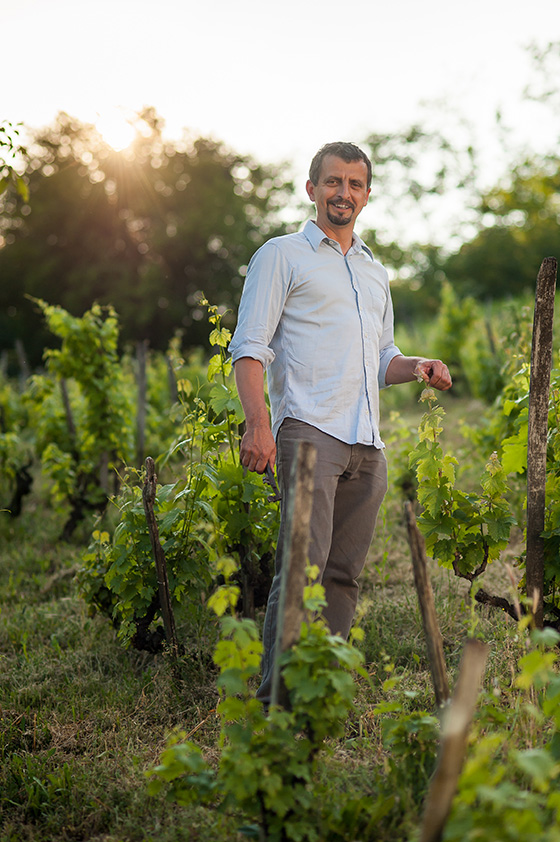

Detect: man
[228,142,452,704]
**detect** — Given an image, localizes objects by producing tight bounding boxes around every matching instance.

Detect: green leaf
[531,628,560,648]
[209,382,242,416]
[514,748,559,791]
[206,353,222,381]
[16,175,29,202]
[208,585,240,618]
[486,514,514,543]
[417,511,456,540]
[418,482,450,517]
[209,327,232,348]
[501,425,528,475]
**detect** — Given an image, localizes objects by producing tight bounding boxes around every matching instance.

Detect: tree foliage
[443,157,560,299]
[3,40,560,368]
[0,110,295,367]
[360,43,560,316]
[0,122,29,204]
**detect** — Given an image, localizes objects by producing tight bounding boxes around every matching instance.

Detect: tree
[0,110,296,368]
[358,42,560,314]
[358,118,482,324]
[442,158,560,300]
[0,122,29,204]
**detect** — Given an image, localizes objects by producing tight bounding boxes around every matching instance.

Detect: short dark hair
[309,142,372,189]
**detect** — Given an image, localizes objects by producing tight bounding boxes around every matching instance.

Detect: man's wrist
[244,416,271,431]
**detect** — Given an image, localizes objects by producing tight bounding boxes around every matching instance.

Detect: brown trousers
[257,418,388,704]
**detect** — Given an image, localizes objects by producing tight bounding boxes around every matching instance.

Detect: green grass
[0,509,228,841]
[0,395,552,842]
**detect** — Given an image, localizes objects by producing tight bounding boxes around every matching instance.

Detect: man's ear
[305,179,316,202]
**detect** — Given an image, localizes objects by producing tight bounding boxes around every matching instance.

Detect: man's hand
[414,359,452,391]
[386,355,452,390]
[239,423,276,474]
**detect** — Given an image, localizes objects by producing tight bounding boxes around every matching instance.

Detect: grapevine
[409,389,515,583]
[79,298,280,649]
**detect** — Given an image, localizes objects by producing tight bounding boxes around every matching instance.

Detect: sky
[3,0,560,240]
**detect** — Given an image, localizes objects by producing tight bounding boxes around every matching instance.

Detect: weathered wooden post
[136,339,149,469]
[420,638,489,842]
[142,456,180,657]
[405,501,450,708]
[270,440,317,709]
[59,378,77,447]
[15,338,30,387]
[526,256,557,628]
[165,354,179,404]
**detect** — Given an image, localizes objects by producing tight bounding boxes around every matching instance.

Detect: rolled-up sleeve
[228,241,292,369]
[377,282,402,388]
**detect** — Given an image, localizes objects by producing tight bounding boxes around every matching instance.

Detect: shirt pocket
[366,287,387,336]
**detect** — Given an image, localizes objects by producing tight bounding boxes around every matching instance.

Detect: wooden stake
[59,378,77,446]
[14,338,30,387]
[270,440,317,708]
[142,456,179,657]
[420,638,489,842]
[405,502,450,708]
[136,339,148,469]
[526,256,557,628]
[165,354,179,404]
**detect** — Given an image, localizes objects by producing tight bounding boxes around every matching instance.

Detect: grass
[0,394,549,842]
[0,507,228,841]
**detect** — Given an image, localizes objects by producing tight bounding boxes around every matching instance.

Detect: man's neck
[314,220,355,255]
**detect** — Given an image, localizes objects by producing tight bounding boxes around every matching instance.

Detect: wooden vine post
[136,339,148,468]
[404,501,450,708]
[526,256,557,628]
[420,639,489,842]
[405,506,489,841]
[142,456,179,657]
[270,440,317,709]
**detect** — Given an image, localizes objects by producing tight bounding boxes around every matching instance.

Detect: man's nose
[337,180,351,199]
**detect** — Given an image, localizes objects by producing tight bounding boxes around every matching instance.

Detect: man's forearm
[234,357,270,427]
[385,355,424,384]
[234,357,276,471]
[386,355,452,391]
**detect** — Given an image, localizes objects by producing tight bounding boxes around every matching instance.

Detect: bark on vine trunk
[526,256,557,629]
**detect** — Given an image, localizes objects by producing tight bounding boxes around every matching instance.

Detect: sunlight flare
[94,107,136,151]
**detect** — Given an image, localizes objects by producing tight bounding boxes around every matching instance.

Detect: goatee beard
[327,206,353,226]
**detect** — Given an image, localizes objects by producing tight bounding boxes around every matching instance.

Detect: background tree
[0,110,296,369]
[359,42,560,324]
[442,157,560,299]
[359,116,482,325]
[0,122,29,204]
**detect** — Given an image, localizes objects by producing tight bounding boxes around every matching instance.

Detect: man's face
[306,155,370,232]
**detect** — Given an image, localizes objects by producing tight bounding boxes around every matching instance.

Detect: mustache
[328,199,355,211]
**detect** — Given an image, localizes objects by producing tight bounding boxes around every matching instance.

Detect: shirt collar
[302,219,374,260]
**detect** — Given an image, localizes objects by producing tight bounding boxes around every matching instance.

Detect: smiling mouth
[329,201,354,212]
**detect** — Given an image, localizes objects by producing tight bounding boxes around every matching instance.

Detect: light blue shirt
[229,220,402,448]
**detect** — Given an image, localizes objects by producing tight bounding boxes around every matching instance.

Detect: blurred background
[2,0,559,369]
